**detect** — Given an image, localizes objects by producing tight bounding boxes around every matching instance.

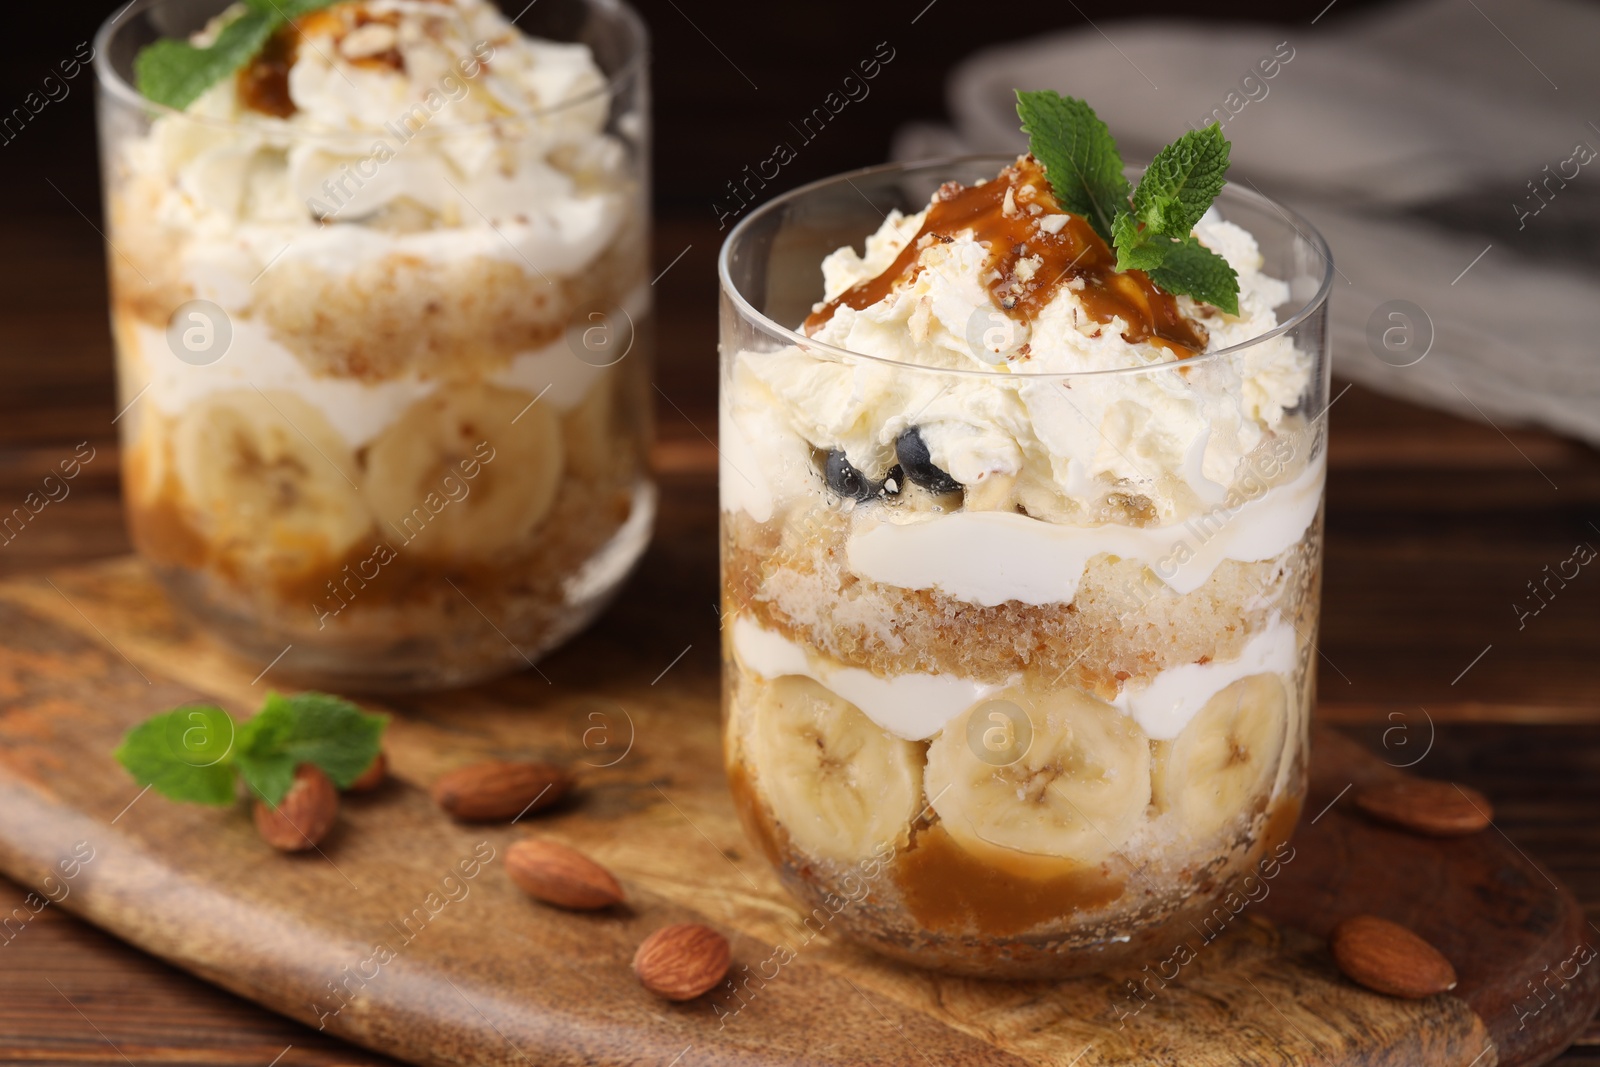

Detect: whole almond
[346,751,388,793]
[431,759,572,822]
[506,839,623,910]
[1354,779,1492,837]
[633,924,731,1001]
[254,765,338,852]
[1330,915,1457,999]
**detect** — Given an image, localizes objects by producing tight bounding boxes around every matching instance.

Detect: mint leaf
[1111,125,1232,274]
[236,692,386,804]
[134,0,344,112]
[115,690,387,810]
[114,707,239,806]
[1131,124,1231,240]
[135,9,278,111]
[1149,237,1240,315]
[1016,90,1128,243]
[1111,211,1181,273]
[245,0,343,18]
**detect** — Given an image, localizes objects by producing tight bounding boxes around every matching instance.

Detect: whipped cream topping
[724,156,1312,528]
[719,357,816,524]
[125,0,631,311]
[732,614,1298,743]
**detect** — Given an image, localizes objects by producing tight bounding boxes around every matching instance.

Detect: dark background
[5,0,1397,211]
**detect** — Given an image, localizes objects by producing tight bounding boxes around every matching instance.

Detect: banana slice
[925,689,1151,871]
[364,383,562,558]
[1151,673,1288,841]
[172,389,370,569]
[745,675,923,864]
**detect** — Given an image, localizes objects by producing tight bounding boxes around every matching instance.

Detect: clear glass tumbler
[96,0,652,689]
[719,157,1332,977]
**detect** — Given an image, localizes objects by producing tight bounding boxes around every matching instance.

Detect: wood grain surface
[0,557,1594,1067]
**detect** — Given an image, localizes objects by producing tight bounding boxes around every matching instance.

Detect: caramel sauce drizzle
[803,156,1206,356]
[238,9,410,118]
[237,26,299,118]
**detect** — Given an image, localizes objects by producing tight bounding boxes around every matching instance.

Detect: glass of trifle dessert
[719,94,1333,977]
[95,0,651,688]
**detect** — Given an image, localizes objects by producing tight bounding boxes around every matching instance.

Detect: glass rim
[717,154,1335,382]
[94,0,648,135]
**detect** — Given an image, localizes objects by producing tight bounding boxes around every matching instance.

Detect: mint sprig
[115,691,386,806]
[115,707,240,805]
[1016,90,1241,314]
[1150,237,1240,316]
[236,692,385,801]
[1115,124,1230,266]
[134,0,344,112]
[1015,91,1128,243]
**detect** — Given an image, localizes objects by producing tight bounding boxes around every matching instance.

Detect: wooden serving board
[0,557,1594,1067]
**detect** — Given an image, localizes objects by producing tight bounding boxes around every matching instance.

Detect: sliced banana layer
[364,383,562,558]
[925,688,1151,871]
[1151,672,1288,841]
[745,675,924,864]
[172,389,371,569]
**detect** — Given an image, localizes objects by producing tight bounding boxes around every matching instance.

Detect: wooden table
[2,204,1598,1065]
